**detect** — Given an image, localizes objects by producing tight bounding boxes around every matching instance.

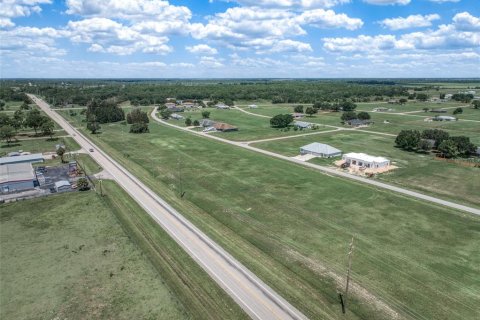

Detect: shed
[248,104,258,108]
[170,113,184,120]
[213,122,238,132]
[300,143,342,158]
[343,153,390,169]
[55,180,71,192]
[0,153,44,165]
[434,116,456,121]
[216,104,230,109]
[346,119,371,127]
[0,163,37,193]
[199,119,215,127]
[294,121,312,129]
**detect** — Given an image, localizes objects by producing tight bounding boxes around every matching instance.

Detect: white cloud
[380,14,440,30]
[453,12,480,31]
[324,12,480,52]
[232,0,350,8]
[199,56,224,68]
[428,0,460,3]
[0,26,68,57]
[191,6,362,53]
[67,18,172,55]
[0,0,51,27]
[186,44,218,55]
[363,0,410,5]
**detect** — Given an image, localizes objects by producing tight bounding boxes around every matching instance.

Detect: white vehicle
[202,126,217,133]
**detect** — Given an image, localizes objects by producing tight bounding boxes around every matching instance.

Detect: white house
[434,115,456,121]
[248,104,258,108]
[170,113,184,120]
[343,153,390,169]
[294,121,312,129]
[300,143,342,158]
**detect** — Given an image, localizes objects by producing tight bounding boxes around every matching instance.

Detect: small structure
[373,107,390,112]
[294,121,312,129]
[346,119,371,127]
[166,105,184,113]
[54,180,71,192]
[300,143,342,158]
[434,115,456,121]
[430,109,447,113]
[444,94,453,99]
[216,104,230,109]
[388,99,399,104]
[248,104,258,108]
[170,113,184,120]
[199,119,215,127]
[213,122,238,132]
[7,151,21,157]
[291,113,305,119]
[342,153,390,169]
[476,147,480,156]
[0,163,37,193]
[0,153,44,166]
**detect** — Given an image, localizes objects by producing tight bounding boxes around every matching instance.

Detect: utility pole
[344,236,355,313]
[177,157,185,198]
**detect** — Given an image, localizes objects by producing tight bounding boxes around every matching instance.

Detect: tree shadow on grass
[1,142,21,149]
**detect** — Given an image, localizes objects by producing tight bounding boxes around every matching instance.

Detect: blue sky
[1,0,479,78]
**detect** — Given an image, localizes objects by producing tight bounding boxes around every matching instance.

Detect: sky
[0,0,479,78]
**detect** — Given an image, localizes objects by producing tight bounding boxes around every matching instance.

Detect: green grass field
[62,116,480,320]
[0,187,188,320]
[251,130,480,207]
[0,136,80,156]
[0,182,247,320]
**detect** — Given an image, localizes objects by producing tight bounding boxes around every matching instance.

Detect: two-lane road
[28,94,309,320]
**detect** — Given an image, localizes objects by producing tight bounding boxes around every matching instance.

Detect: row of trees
[340,111,371,122]
[292,105,316,116]
[0,109,55,144]
[395,129,477,158]
[313,101,357,112]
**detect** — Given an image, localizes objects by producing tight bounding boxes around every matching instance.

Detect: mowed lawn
[73,119,480,320]
[0,187,189,320]
[0,136,79,156]
[252,131,480,207]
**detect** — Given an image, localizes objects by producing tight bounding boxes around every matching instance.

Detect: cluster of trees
[452,93,474,103]
[341,111,371,122]
[472,100,480,109]
[395,129,477,158]
[293,105,316,116]
[452,107,463,115]
[270,114,294,128]
[126,109,149,133]
[86,99,125,124]
[0,109,55,144]
[313,101,357,112]
[20,80,409,108]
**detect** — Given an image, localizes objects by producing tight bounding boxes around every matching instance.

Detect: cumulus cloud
[380,14,440,30]
[231,0,350,8]
[191,6,362,53]
[324,12,480,52]
[0,26,68,57]
[199,56,224,68]
[363,0,410,5]
[186,44,218,55]
[428,0,460,3]
[0,0,51,27]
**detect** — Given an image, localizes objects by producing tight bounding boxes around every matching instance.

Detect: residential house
[199,119,215,127]
[212,122,238,132]
[300,143,342,158]
[342,153,390,169]
[434,116,456,121]
[346,119,372,127]
[294,121,312,129]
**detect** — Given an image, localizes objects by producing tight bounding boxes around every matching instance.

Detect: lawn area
[251,130,480,207]
[0,182,246,320]
[0,187,188,320]
[70,118,480,320]
[0,136,80,156]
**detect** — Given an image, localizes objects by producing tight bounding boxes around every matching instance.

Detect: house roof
[55,180,71,188]
[300,143,341,155]
[199,119,215,126]
[0,153,44,165]
[436,116,456,120]
[0,163,35,184]
[344,152,389,163]
[294,121,311,128]
[347,119,370,125]
[213,122,237,130]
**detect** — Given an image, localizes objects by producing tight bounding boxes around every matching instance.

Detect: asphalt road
[152,108,480,216]
[28,94,309,320]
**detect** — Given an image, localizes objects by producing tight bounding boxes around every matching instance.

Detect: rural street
[28,94,309,320]
[152,108,480,216]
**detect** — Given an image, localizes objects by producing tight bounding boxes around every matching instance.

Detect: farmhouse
[294,121,312,129]
[170,113,184,120]
[434,116,456,121]
[199,119,215,127]
[216,104,230,109]
[430,109,447,113]
[55,180,71,192]
[0,163,38,193]
[248,104,258,108]
[346,119,371,127]
[166,105,184,112]
[343,153,390,169]
[0,153,44,165]
[213,122,238,132]
[300,143,342,158]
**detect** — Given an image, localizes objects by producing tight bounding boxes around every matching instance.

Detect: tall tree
[357,112,371,120]
[201,110,211,119]
[305,107,316,117]
[293,105,304,113]
[0,125,15,144]
[25,109,44,134]
[395,130,421,151]
[41,119,55,139]
[86,114,101,134]
[56,145,66,163]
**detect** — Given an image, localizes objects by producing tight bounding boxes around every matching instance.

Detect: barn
[0,163,38,193]
[300,143,342,158]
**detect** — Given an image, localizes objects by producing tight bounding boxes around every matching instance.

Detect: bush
[129,122,149,133]
[77,178,90,191]
[270,114,293,128]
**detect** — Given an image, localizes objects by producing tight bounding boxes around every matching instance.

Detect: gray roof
[199,119,215,127]
[0,153,44,165]
[0,163,35,184]
[294,121,311,128]
[300,143,341,155]
[55,180,71,188]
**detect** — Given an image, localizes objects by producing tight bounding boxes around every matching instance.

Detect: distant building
[444,94,453,99]
[54,180,71,192]
[434,116,456,121]
[291,113,305,119]
[248,104,258,108]
[343,153,390,169]
[300,143,342,158]
[216,104,230,109]
[0,163,37,193]
[388,99,399,104]
[199,119,215,127]
[0,153,44,166]
[212,122,238,132]
[430,109,447,113]
[166,105,184,112]
[293,121,312,129]
[476,147,480,156]
[346,119,371,127]
[373,107,390,112]
[170,113,184,120]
